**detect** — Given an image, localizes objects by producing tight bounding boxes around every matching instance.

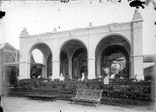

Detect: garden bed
[8,78,155,106]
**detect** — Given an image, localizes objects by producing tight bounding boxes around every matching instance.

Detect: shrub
[12,79,153,104]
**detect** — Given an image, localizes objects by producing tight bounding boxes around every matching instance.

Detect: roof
[143,63,155,69]
[143,54,156,63]
[0,43,19,51]
[0,43,5,49]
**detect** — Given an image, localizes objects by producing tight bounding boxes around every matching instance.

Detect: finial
[53,27,57,33]
[89,22,93,28]
[20,27,29,38]
[132,8,143,22]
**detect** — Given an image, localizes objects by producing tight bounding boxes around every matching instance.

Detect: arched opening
[29,43,52,79]
[72,48,87,80]
[101,45,129,79]
[31,49,43,78]
[95,35,130,79]
[60,51,69,79]
[32,49,43,63]
[60,39,88,80]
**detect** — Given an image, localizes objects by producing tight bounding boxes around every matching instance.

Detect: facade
[19,9,144,80]
[0,43,19,86]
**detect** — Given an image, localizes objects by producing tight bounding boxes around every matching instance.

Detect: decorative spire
[53,27,57,33]
[88,22,93,28]
[132,8,143,22]
[20,27,29,38]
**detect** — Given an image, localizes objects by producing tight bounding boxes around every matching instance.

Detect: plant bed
[101,97,154,106]
[26,94,59,101]
[9,91,32,97]
[26,88,60,101]
[58,94,75,101]
[10,79,154,106]
[31,88,60,94]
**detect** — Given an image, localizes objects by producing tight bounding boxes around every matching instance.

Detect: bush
[12,79,153,104]
[14,78,39,90]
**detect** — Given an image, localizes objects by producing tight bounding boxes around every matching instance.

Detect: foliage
[102,85,153,102]
[14,78,39,89]
[11,79,154,105]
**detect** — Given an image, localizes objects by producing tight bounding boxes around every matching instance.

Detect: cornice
[20,21,133,42]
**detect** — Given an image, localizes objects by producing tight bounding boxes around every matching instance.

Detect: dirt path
[1,96,155,112]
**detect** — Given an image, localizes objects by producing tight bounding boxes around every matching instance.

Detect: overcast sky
[1,1,156,62]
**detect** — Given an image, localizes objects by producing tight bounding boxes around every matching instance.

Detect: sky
[0,0,156,63]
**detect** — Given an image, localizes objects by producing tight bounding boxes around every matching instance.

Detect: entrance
[101,45,129,79]
[72,48,87,80]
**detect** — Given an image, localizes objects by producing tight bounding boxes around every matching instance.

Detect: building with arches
[19,9,144,80]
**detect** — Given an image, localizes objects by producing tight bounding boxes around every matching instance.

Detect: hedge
[9,78,154,105]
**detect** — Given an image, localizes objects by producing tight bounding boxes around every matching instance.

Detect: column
[131,9,144,80]
[131,56,144,80]
[68,57,72,79]
[42,65,47,78]
[88,57,96,79]
[96,55,101,77]
[129,59,134,79]
[19,62,30,79]
[52,59,60,79]
[42,55,47,78]
[19,28,30,79]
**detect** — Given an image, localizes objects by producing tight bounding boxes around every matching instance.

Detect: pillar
[52,59,60,79]
[19,27,30,79]
[42,55,47,78]
[87,29,96,79]
[131,9,144,80]
[42,65,47,78]
[88,57,96,79]
[19,62,30,79]
[96,55,101,77]
[68,57,72,79]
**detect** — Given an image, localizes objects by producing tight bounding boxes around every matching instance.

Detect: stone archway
[60,51,69,79]
[101,45,129,79]
[60,39,88,80]
[72,48,87,80]
[19,10,144,80]
[95,35,130,78]
[28,43,52,78]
